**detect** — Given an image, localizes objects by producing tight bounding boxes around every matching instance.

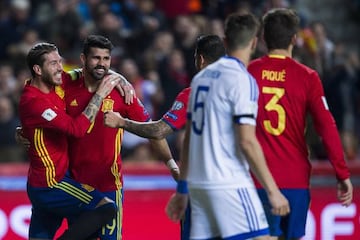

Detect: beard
[87,65,109,81]
[43,70,62,86]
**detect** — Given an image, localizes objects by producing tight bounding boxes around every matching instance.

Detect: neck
[30,77,54,93]
[229,48,252,67]
[83,70,100,93]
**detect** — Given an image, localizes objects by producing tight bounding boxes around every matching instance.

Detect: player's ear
[291,34,297,46]
[251,37,258,51]
[80,53,86,65]
[200,55,206,68]
[33,64,41,75]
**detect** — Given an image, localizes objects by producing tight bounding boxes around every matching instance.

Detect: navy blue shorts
[257,188,310,239]
[67,188,124,240]
[27,175,106,239]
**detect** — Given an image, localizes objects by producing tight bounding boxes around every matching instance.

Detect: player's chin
[54,79,63,85]
[92,71,107,81]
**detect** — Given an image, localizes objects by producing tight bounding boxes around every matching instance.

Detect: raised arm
[104,111,174,139]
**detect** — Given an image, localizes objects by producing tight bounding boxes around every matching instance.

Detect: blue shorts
[257,188,310,239]
[181,201,191,240]
[67,188,124,240]
[27,175,106,239]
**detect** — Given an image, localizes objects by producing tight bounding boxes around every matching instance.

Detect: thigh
[97,189,124,240]
[190,188,269,240]
[258,188,310,239]
[28,207,63,239]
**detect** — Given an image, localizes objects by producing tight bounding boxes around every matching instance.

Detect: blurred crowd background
[0,0,359,165]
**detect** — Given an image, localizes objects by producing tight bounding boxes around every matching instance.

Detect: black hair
[82,35,114,56]
[196,35,226,63]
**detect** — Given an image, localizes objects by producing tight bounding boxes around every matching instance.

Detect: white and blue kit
[186,56,269,239]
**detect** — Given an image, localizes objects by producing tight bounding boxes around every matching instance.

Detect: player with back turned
[166,13,290,240]
[248,8,353,240]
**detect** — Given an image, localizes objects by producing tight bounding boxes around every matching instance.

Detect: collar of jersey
[268,54,286,59]
[223,55,246,69]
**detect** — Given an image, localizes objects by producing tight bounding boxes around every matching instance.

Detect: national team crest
[102,98,114,112]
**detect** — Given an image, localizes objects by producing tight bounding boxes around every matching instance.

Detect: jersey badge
[171,101,184,111]
[70,99,78,106]
[165,112,178,121]
[102,98,114,112]
[41,108,57,121]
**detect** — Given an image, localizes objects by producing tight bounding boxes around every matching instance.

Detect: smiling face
[82,47,111,81]
[40,51,63,86]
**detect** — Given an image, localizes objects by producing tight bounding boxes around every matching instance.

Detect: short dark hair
[262,8,300,50]
[224,13,260,51]
[82,35,114,56]
[195,35,225,63]
[27,43,58,77]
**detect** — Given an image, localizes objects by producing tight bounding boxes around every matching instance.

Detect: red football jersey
[162,87,190,130]
[63,75,151,192]
[248,55,350,188]
[18,76,90,188]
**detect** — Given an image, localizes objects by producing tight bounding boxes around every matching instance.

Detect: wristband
[166,159,178,170]
[176,180,188,194]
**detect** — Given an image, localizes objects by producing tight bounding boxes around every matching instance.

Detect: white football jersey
[187,56,259,189]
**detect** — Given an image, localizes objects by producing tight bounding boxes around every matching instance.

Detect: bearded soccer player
[247,8,353,240]
[19,42,119,240]
[60,35,179,240]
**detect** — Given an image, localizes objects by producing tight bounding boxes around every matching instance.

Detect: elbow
[152,132,166,140]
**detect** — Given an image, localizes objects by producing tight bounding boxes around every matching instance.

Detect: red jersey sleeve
[161,87,190,130]
[121,96,151,122]
[19,86,90,138]
[307,72,350,180]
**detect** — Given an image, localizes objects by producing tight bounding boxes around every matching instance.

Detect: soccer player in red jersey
[104,35,226,240]
[19,42,119,240]
[247,8,353,240]
[61,35,179,240]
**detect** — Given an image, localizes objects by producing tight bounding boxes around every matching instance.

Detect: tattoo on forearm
[83,93,103,122]
[124,121,172,139]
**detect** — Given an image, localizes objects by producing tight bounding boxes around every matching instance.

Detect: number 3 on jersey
[262,86,285,136]
[192,86,209,135]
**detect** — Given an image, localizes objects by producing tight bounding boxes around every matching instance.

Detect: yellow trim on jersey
[111,129,123,190]
[87,121,95,133]
[268,54,286,59]
[116,190,123,239]
[34,128,57,187]
[55,86,65,99]
[54,181,93,204]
